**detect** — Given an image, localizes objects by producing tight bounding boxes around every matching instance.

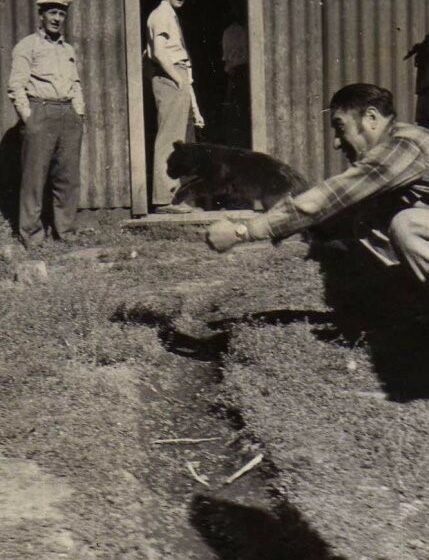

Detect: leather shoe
[155,203,194,214]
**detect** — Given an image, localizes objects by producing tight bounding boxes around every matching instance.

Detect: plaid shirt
[247,122,429,240]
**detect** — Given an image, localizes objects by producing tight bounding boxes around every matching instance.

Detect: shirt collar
[379,117,397,143]
[38,27,65,44]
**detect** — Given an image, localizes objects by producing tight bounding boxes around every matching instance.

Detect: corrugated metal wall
[0,1,38,132]
[2,1,429,208]
[322,0,428,177]
[263,0,325,184]
[0,0,130,208]
[69,0,130,207]
[262,0,429,184]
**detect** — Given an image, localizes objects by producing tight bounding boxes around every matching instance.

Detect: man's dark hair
[330,83,396,118]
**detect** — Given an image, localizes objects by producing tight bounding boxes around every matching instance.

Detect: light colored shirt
[8,29,85,118]
[247,122,429,242]
[222,23,248,74]
[147,0,189,66]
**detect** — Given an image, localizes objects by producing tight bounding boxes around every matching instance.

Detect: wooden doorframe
[248,0,268,153]
[124,0,148,216]
[123,0,268,215]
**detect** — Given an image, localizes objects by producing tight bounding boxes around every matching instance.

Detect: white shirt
[147,0,189,65]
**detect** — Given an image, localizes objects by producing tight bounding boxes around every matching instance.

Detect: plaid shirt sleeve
[247,137,427,241]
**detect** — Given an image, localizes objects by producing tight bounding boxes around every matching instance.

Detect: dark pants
[20,99,83,244]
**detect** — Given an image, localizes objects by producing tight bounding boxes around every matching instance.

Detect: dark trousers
[20,100,83,244]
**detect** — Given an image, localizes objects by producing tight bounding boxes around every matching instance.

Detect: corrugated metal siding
[0,1,38,133]
[0,0,130,209]
[262,0,429,183]
[322,0,428,176]
[69,0,130,207]
[263,0,325,184]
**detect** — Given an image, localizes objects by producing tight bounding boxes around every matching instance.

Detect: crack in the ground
[111,304,352,560]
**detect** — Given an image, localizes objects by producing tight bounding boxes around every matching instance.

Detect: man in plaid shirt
[207,83,429,284]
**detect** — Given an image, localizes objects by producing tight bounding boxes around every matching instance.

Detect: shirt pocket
[66,56,78,81]
[31,48,55,77]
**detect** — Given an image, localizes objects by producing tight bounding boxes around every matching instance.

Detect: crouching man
[8,0,85,248]
[207,83,429,285]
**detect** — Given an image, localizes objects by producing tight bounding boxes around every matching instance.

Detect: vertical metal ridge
[264,0,324,183]
[70,0,130,208]
[321,0,426,178]
[0,0,130,209]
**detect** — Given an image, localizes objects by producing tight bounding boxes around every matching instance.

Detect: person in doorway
[405,34,429,129]
[146,0,205,214]
[222,0,250,148]
[207,83,429,286]
[8,0,85,248]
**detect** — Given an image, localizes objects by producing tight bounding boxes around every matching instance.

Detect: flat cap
[36,0,72,6]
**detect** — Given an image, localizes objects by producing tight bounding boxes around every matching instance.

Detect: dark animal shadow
[166,240,429,402]
[0,123,22,232]
[111,238,429,402]
[111,303,336,363]
[190,494,345,560]
[309,241,429,402]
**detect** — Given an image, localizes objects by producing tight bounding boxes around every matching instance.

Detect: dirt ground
[0,214,428,559]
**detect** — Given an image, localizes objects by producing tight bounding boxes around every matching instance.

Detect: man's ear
[364,106,381,129]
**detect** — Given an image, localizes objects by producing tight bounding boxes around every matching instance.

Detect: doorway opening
[140,0,251,211]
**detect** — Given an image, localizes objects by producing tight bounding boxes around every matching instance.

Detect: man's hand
[173,73,184,89]
[20,108,31,123]
[190,86,205,128]
[193,110,205,129]
[207,219,245,252]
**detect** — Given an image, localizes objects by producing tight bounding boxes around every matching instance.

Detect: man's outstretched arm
[207,137,426,252]
[206,193,319,252]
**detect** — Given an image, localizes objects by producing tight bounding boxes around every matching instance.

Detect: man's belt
[150,59,190,76]
[29,97,72,105]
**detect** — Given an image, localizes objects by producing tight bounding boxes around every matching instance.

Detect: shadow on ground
[190,494,345,560]
[0,123,21,232]
[112,248,429,403]
[309,241,429,402]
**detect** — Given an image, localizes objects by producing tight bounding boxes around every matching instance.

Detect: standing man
[222,0,250,148]
[208,84,429,286]
[8,0,85,248]
[146,0,204,214]
[412,35,429,129]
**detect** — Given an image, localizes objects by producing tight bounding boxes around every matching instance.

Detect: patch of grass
[220,320,429,560]
[1,212,428,559]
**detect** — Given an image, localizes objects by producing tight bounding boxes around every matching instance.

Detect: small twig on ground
[152,437,222,445]
[226,432,244,447]
[186,461,210,488]
[224,453,264,485]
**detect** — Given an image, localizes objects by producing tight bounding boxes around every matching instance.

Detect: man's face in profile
[331,109,370,163]
[168,0,185,9]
